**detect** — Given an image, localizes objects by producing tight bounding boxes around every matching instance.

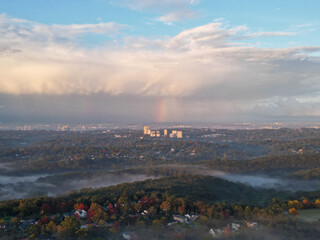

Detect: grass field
[299,209,320,222]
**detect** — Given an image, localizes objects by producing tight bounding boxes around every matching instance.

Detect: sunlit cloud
[1,14,320,121]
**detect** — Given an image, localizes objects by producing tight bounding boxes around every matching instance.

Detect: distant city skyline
[1,1,320,123]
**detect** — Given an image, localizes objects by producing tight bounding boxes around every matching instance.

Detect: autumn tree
[244,206,252,220]
[160,201,171,214]
[88,203,108,223]
[58,216,80,238]
[178,205,185,215]
[74,203,88,211]
[289,208,299,215]
[46,221,57,234]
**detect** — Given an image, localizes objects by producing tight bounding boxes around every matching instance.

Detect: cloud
[253,97,320,118]
[243,31,295,39]
[118,0,199,11]
[157,10,197,24]
[0,13,126,46]
[1,14,320,121]
[117,0,200,23]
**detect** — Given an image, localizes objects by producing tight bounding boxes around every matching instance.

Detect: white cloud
[119,0,199,10]
[1,14,320,121]
[117,0,200,23]
[0,13,126,46]
[243,31,295,39]
[157,10,197,24]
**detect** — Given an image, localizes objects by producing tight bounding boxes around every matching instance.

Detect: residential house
[75,209,87,219]
[173,215,188,223]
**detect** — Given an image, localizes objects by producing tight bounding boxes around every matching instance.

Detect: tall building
[169,130,183,138]
[150,131,156,137]
[169,133,176,138]
[177,131,183,138]
[164,129,168,136]
[144,126,150,135]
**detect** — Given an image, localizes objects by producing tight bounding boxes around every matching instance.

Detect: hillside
[207,154,320,173]
[61,175,287,206]
[0,175,287,219]
[2,175,320,239]
[289,168,320,180]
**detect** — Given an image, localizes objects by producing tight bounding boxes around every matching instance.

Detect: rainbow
[157,98,166,122]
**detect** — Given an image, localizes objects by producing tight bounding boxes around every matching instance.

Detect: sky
[0,0,320,123]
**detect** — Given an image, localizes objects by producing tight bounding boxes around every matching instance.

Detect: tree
[40,203,52,215]
[28,225,40,238]
[152,220,162,240]
[17,199,37,217]
[160,201,171,214]
[91,208,108,223]
[58,216,80,237]
[207,205,215,218]
[289,208,299,215]
[74,203,87,211]
[178,206,185,215]
[46,221,57,234]
[244,206,251,220]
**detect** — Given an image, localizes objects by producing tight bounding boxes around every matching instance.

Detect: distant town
[143,126,183,138]
[3,122,320,132]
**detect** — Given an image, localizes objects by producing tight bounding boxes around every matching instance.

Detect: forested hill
[207,153,320,173]
[65,175,283,206]
[289,168,320,180]
[0,175,287,217]
[2,176,320,240]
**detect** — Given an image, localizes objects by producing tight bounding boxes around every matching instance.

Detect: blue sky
[1,0,319,47]
[0,0,320,123]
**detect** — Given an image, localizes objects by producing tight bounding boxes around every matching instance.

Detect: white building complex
[143,126,151,135]
[143,126,182,138]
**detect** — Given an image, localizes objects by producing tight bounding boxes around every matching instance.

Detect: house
[246,221,258,229]
[209,229,216,238]
[81,224,99,229]
[173,215,188,223]
[129,213,139,219]
[122,231,139,240]
[0,224,9,230]
[75,209,87,219]
[168,222,178,226]
[231,223,241,231]
[185,214,198,221]
[19,219,36,230]
[122,232,131,240]
[122,232,137,240]
[105,222,114,227]
[63,212,74,218]
[141,210,148,216]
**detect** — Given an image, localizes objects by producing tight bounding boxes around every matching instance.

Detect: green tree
[58,216,80,238]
